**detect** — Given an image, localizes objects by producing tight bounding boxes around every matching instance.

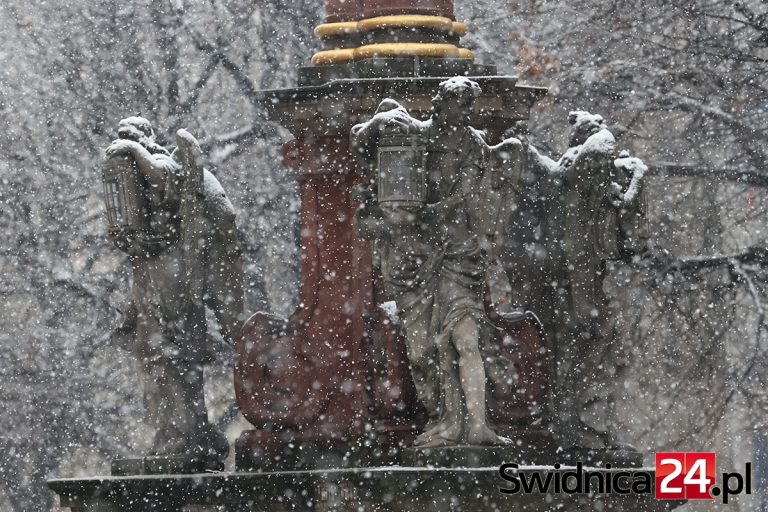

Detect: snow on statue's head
[432,76,482,122]
[117,116,155,143]
[375,98,403,114]
[116,116,170,156]
[568,110,607,147]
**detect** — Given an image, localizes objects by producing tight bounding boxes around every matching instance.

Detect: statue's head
[432,77,481,127]
[375,98,403,114]
[116,116,170,155]
[568,110,606,146]
[117,116,155,144]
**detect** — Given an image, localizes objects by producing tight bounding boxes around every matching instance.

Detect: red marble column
[326,0,454,22]
[235,137,379,466]
[325,0,364,22]
[362,0,454,19]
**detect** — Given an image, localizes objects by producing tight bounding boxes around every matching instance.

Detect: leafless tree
[1,0,766,510]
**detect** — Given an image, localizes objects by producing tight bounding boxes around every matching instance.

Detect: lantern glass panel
[377,134,427,206]
[101,154,148,233]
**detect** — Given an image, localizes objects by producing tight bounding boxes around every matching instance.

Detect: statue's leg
[145,360,188,455]
[555,329,589,448]
[553,262,585,446]
[145,360,228,461]
[175,362,229,461]
[452,316,510,445]
[580,307,631,450]
[415,332,463,446]
[409,296,466,447]
[556,265,611,449]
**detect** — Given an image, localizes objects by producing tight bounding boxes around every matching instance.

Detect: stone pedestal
[111,456,224,476]
[49,467,685,511]
[401,442,556,468]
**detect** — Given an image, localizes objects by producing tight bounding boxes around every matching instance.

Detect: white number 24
[660,458,711,494]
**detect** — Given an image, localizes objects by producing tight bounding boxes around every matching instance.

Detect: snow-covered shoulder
[530,145,558,174]
[581,128,616,155]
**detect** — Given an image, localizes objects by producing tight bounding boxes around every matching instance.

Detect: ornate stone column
[234,0,551,471]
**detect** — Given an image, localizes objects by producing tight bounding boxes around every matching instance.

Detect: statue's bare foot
[416,435,457,449]
[414,420,462,447]
[465,424,513,446]
[419,416,461,438]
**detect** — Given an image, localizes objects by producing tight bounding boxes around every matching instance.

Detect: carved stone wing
[175,129,245,343]
[477,137,526,249]
[175,129,205,197]
[174,129,208,346]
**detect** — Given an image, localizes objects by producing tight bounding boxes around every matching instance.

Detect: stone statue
[102,117,244,469]
[506,111,648,452]
[351,77,513,447]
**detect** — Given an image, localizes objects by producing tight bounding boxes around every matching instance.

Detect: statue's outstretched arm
[614,154,647,207]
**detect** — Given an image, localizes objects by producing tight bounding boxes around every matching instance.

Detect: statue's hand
[609,181,625,207]
[105,139,142,158]
[421,194,464,224]
[374,108,418,133]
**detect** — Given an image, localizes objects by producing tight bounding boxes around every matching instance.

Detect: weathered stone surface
[49,467,685,512]
[111,456,225,477]
[401,444,554,468]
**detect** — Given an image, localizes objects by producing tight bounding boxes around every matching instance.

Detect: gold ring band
[358,15,453,32]
[310,49,356,65]
[314,16,468,39]
[353,43,467,59]
[314,21,360,38]
[311,16,473,65]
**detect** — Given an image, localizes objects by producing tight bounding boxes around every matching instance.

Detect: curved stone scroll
[235,313,334,428]
[234,164,333,427]
[483,300,552,425]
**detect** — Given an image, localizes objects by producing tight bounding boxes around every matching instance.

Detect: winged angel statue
[102,117,243,467]
[351,77,533,447]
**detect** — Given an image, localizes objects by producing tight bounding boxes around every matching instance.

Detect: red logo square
[656,452,716,500]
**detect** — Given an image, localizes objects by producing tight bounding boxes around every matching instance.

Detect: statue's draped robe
[355,120,490,423]
[113,156,242,365]
[544,128,647,443]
